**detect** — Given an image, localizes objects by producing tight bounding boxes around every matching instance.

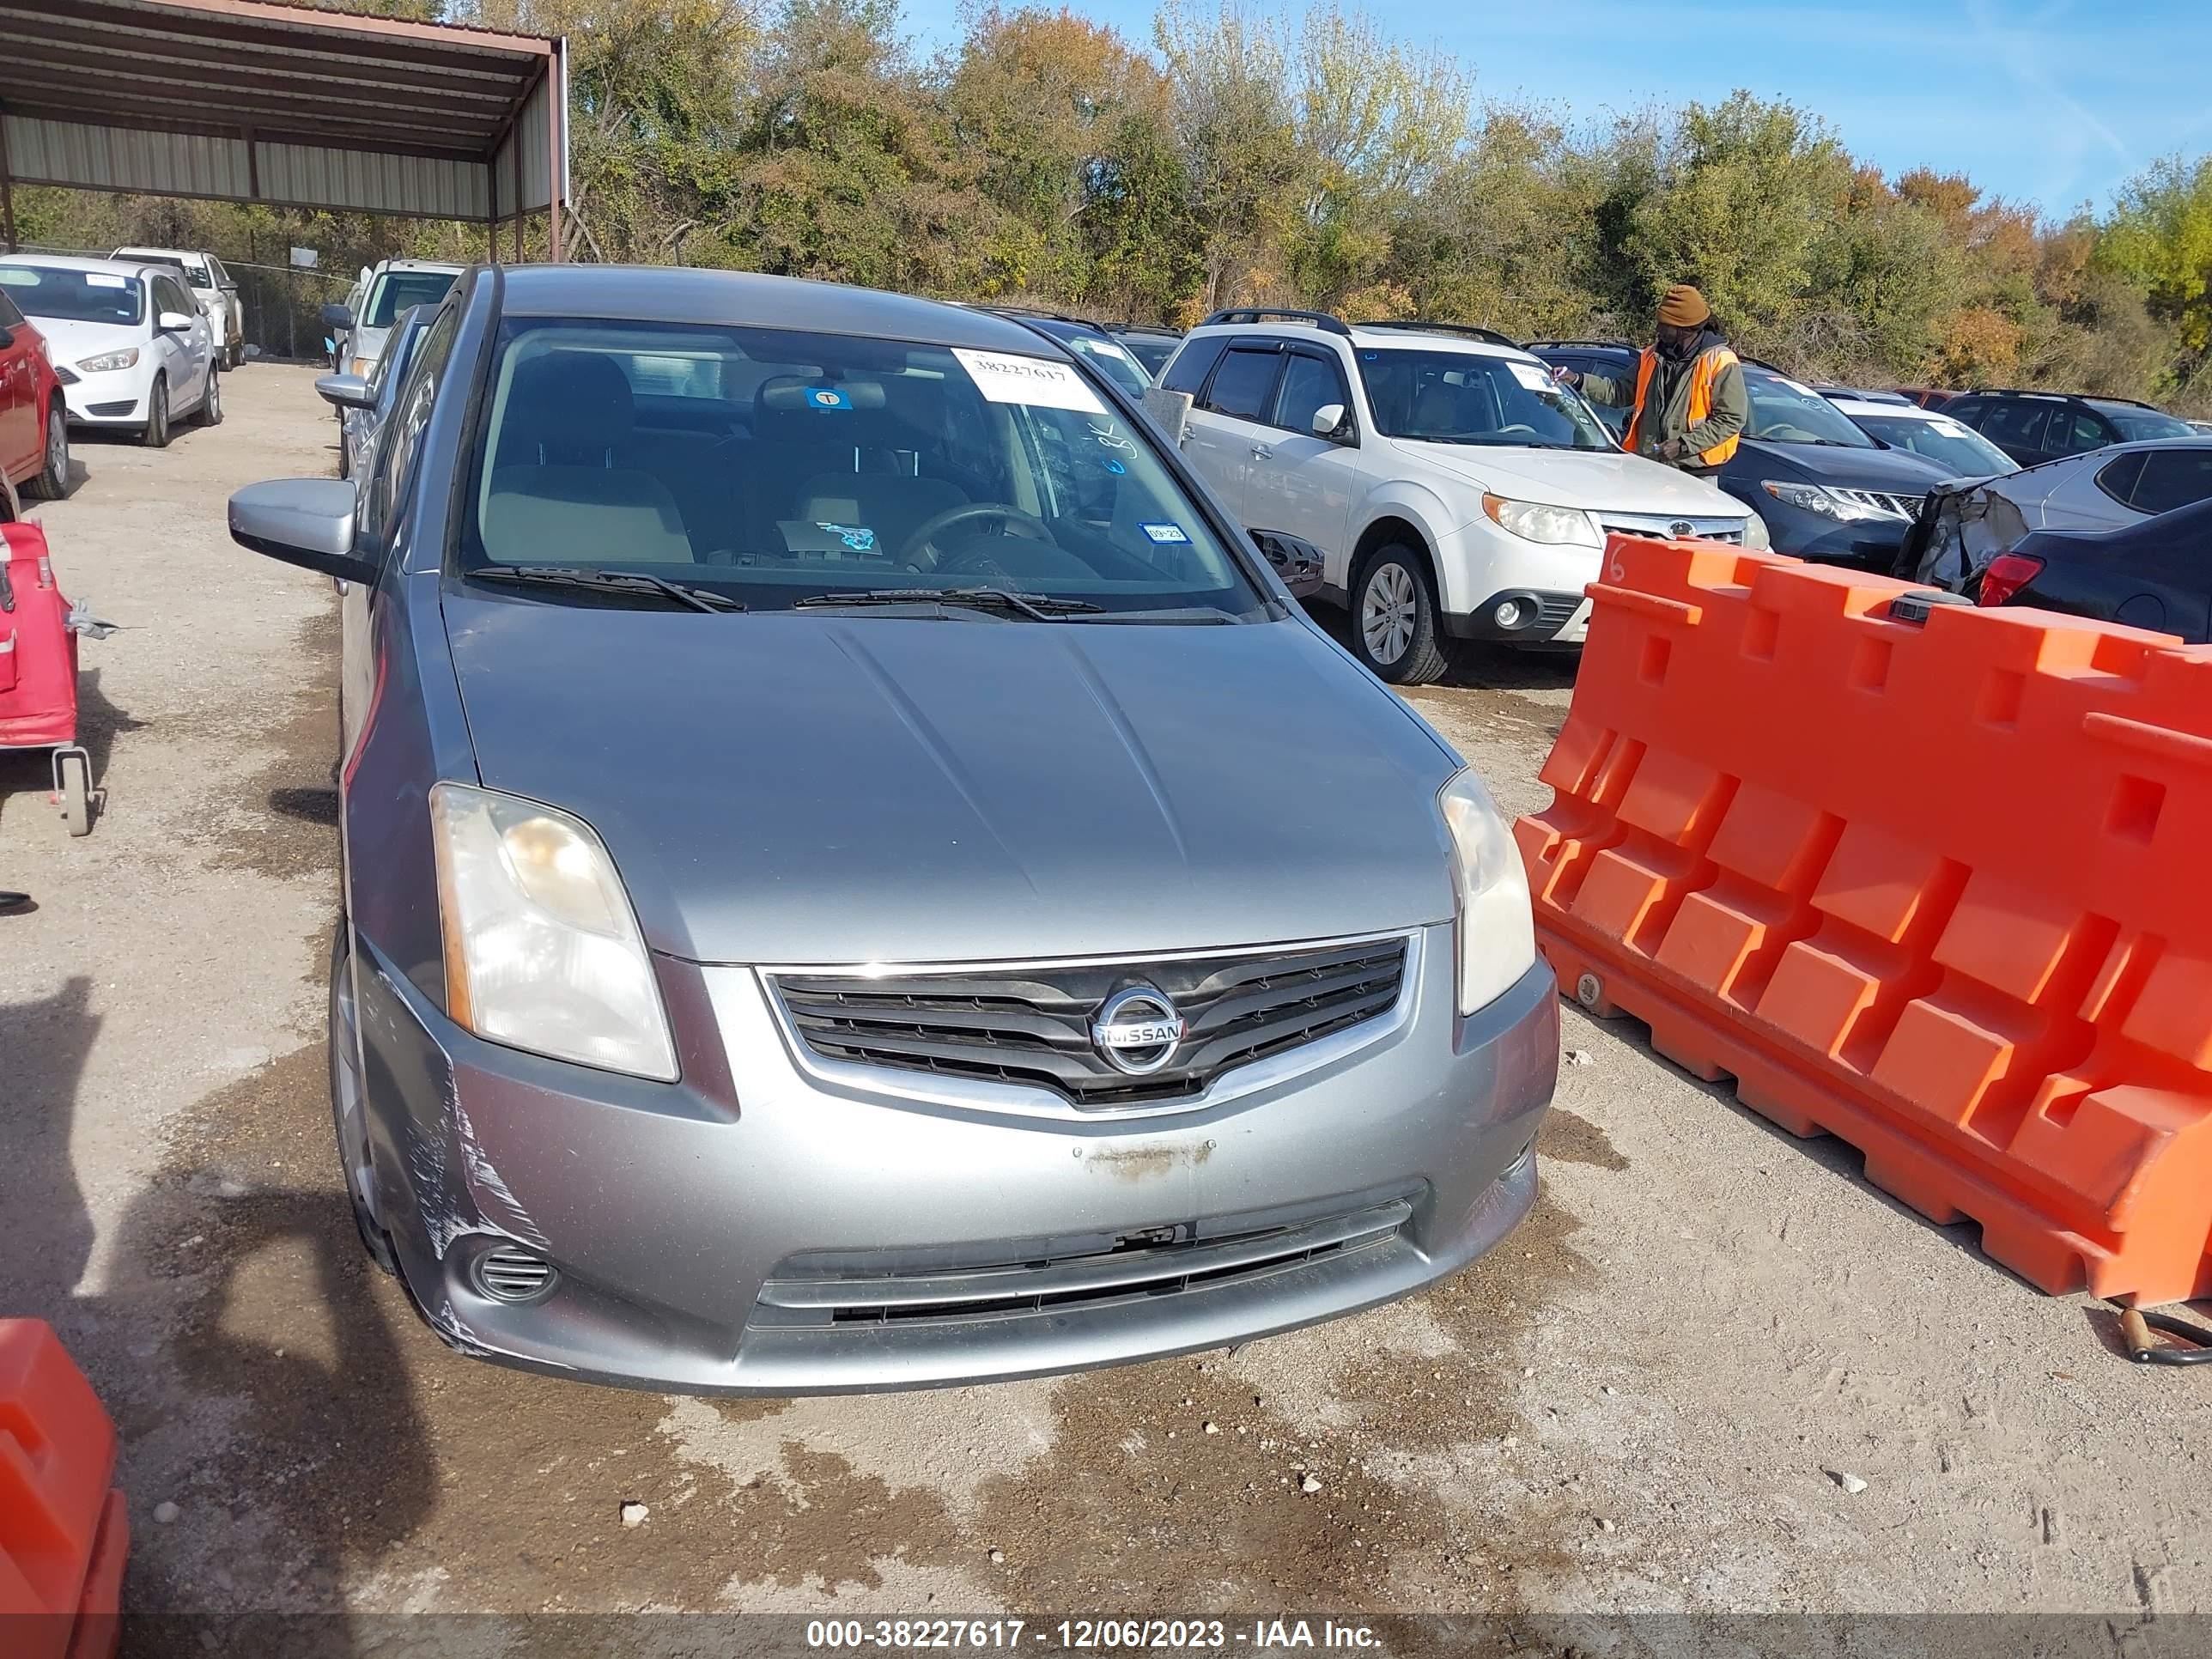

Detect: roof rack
[983,304,1100,329]
[1360,319,1522,349]
[1200,307,1353,337]
[1522,337,1637,352]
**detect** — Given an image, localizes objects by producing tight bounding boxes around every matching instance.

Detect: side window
[1201,346,1283,422]
[1981,401,2047,452]
[2128,448,2212,515]
[2095,452,2148,506]
[1273,350,1352,435]
[361,304,459,550]
[2051,409,2106,455]
[0,292,22,329]
[1944,398,1984,430]
[1160,336,1225,397]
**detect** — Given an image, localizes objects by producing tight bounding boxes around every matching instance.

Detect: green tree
[2096,155,2212,353]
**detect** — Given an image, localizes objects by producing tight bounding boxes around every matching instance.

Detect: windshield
[1055,331,1152,397]
[1853,411,2015,477]
[1744,368,1876,447]
[366,270,459,328]
[2105,407,2193,442]
[120,252,212,287]
[0,264,144,327]
[1358,348,1614,449]
[1115,334,1181,377]
[461,319,1267,619]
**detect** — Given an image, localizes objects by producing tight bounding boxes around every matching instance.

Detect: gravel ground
[1,368,2205,1650]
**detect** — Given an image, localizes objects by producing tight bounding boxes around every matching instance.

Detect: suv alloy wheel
[1354,544,1450,684]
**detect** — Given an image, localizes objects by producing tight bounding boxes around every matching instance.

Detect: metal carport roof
[0,0,568,256]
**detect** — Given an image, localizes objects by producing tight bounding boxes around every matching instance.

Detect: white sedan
[0,255,221,447]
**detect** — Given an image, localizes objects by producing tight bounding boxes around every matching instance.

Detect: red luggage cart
[1,520,98,836]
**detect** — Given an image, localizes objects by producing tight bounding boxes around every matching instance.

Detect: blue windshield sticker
[1105,457,1127,475]
[1139,522,1191,545]
[816,521,877,552]
[805,386,852,411]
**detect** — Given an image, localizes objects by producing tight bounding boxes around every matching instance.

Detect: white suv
[1158,311,1762,683]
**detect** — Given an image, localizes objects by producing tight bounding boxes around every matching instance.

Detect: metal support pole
[511,137,524,265]
[0,102,17,254]
[546,44,567,263]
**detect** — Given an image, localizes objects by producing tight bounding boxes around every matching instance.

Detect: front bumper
[1722,487,1911,569]
[60,377,149,427]
[1431,520,1604,645]
[348,925,1559,1395]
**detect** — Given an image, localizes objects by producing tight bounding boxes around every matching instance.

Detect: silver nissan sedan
[229,265,1558,1395]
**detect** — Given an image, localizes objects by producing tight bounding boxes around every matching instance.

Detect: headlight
[1741,512,1771,550]
[429,782,678,1081]
[1438,769,1536,1016]
[1760,481,1894,522]
[1483,493,1601,548]
[77,348,139,374]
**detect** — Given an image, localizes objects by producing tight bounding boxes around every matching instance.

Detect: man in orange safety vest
[1558,284,1748,473]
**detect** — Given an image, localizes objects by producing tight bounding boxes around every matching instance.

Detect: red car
[0,285,70,514]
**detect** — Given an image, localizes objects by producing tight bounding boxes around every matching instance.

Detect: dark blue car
[1527,342,1954,568]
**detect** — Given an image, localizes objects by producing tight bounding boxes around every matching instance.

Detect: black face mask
[1657,327,1700,362]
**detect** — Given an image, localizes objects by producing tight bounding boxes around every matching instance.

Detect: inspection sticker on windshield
[816,522,877,551]
[1506,361,1556,392]
[1139,522,1191,544]
[952,348,1105,414]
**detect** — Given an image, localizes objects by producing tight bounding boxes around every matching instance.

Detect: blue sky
[900,0,2212,217]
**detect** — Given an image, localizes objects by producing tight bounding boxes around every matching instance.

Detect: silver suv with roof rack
[1157,309,1761,683]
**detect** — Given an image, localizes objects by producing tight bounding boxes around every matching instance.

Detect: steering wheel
[900,502,1054,573]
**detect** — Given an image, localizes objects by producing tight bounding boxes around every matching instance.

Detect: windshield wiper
[470,564,744,613]
[793,586,1103,621]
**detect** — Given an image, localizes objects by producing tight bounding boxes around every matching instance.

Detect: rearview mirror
[321,303,356,331]
[158,311,194,334]
[1310,402,1351,441]
[315,372,375,412]
[229,478,375,584]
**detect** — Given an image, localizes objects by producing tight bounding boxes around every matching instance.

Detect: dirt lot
[3,368,2207,1648]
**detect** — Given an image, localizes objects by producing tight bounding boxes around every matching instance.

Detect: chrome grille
[1829,489,1924,521]
[775,936,1410,1107]
[754,1197,1416,1329]
[1596,512,1746,544]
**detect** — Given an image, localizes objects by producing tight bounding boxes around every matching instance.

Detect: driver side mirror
[230,478,376,585]
[321,303,355,331]
[315,373,375,412]
[158,311,194,334]
[1310,402,1353,443]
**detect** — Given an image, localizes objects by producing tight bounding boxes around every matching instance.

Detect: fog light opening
[471,1242,559,1304]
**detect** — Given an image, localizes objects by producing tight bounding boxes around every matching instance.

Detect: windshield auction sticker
[953,349,1107,415]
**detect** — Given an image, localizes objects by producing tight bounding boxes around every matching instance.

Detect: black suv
[1527,339,1952,570]
[1939,389,2193,467]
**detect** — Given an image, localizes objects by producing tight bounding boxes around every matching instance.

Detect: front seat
[484,351,695,565]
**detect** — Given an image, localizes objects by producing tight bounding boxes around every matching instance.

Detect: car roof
[495,265,1079,356]
[1829,399,1957,420]
[112,246,204,258]
[0,253,161,279]
[1189,317,1539,362]
[373,259,468,276]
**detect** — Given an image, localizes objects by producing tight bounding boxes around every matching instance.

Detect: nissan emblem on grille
[1090,986,1186,1075]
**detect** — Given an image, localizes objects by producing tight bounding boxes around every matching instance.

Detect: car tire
[140,377,170,449]
[25,403,69,501]
[1352,544,1452,685]
[330,920,400,1278]
[195,365,223,428]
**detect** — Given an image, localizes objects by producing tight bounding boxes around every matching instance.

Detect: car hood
[30,316,141,368]
[1734,439,1954,489]
[1389,441,1747,518]
[442,597,1462,966]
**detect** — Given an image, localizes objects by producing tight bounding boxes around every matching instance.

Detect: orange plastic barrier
[1515,538,2212,1304]
[0,1321,125,1659]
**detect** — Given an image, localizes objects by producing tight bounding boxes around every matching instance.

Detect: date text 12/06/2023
[804,1620,1384,1651]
